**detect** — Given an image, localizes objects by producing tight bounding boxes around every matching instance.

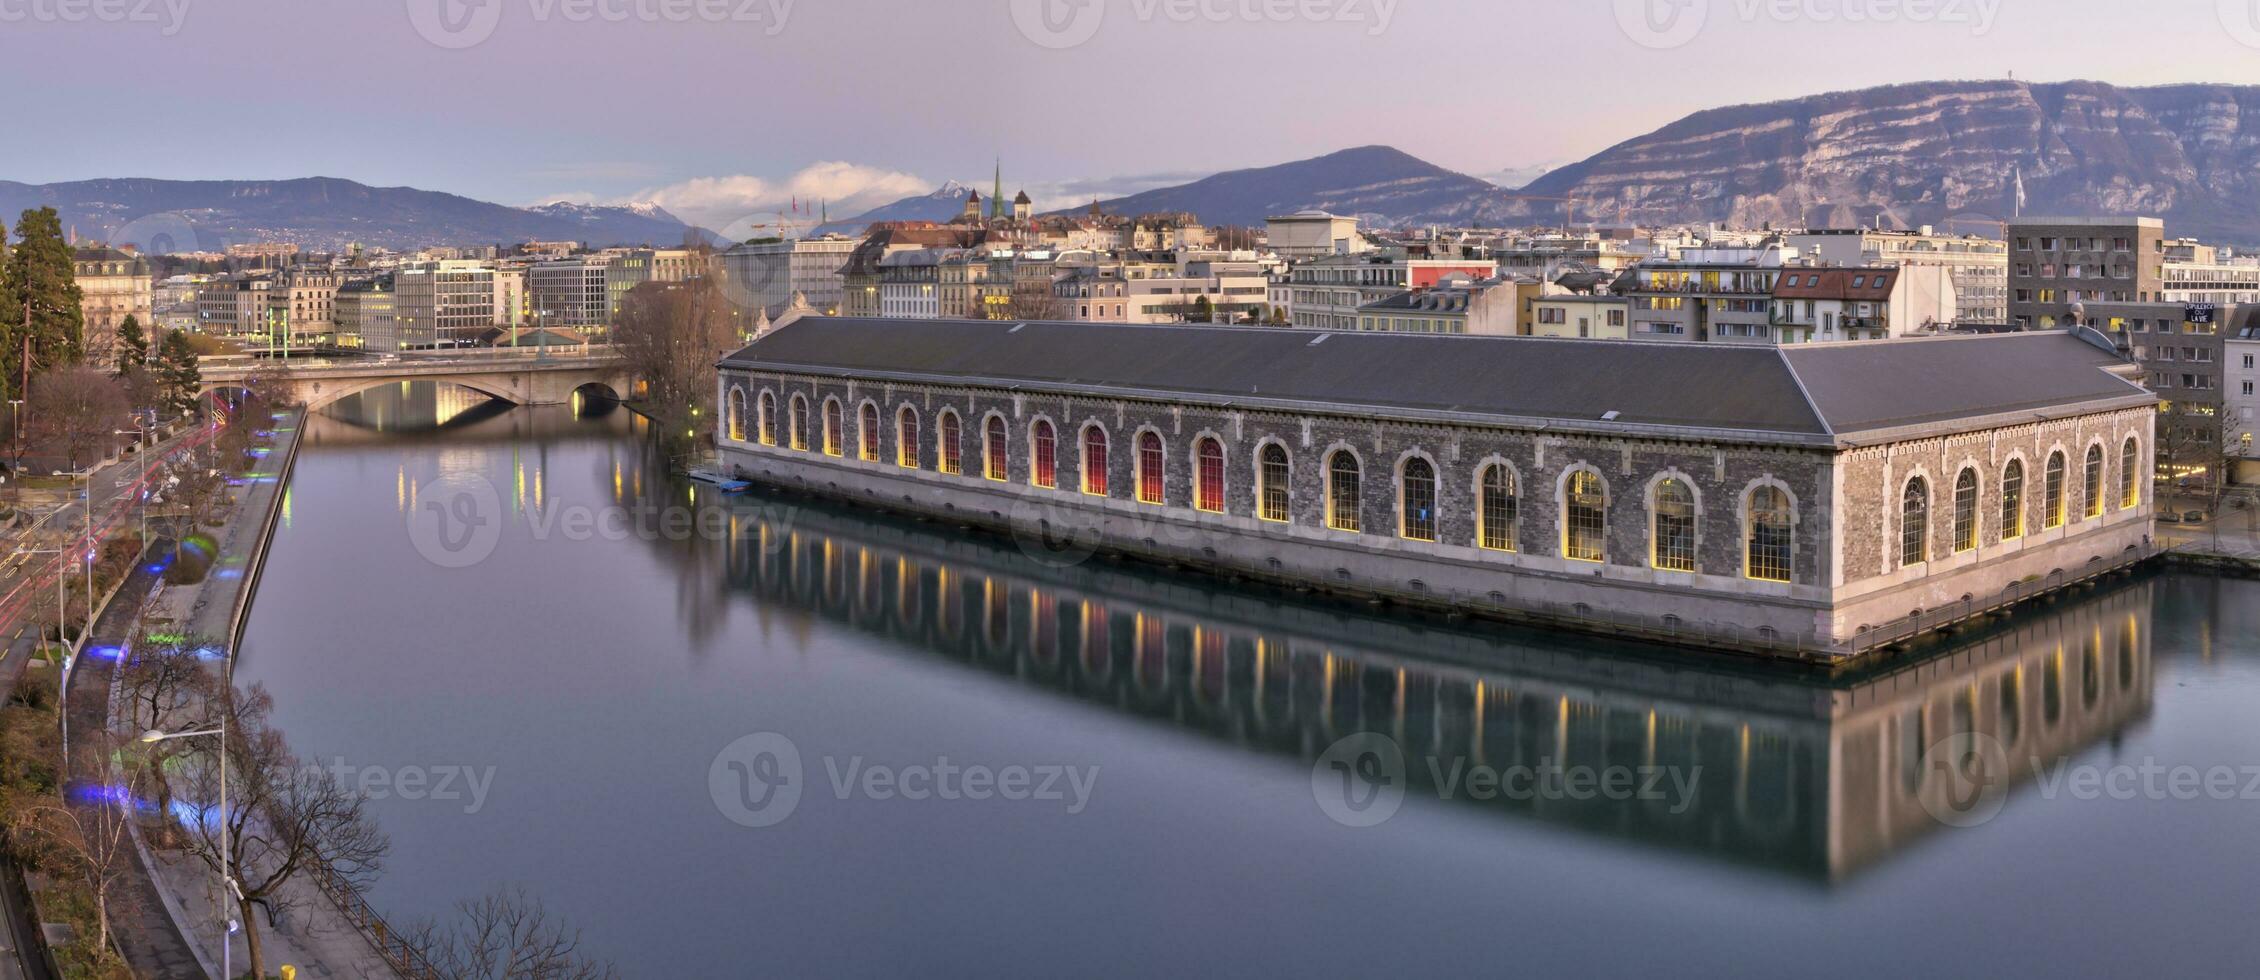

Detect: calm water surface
[236,384,2260,978]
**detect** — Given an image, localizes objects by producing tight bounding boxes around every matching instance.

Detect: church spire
[992,157,1004,220]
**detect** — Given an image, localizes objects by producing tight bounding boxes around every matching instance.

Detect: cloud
[605,162,933,232]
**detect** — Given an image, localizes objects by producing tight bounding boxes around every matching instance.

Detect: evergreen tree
[154,328,202,416]
[116,314,149,373]
[0,207,87,399]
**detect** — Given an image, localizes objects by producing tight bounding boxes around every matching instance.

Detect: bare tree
[28,365,129,470]
[121,630,217,733]
[1003,275,1069,321]
[404,887,620,980]
[177,684,391,980]
[609,278,738,441]
[6,731,142,954]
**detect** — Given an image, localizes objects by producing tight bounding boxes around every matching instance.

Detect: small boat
[686,469,754,494]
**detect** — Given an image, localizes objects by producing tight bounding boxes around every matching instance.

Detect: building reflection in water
[715,486,2156,883]
[312,382,2159,884]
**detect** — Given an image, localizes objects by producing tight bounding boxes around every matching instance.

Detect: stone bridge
[200,348,638,411]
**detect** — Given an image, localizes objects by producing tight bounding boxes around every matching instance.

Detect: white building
[1784,228,2009,324]
[528,256,613,333]
[718,236,856,317]
[391,261,497,349]
[1266,210,1366,259]
[876,248,944,319]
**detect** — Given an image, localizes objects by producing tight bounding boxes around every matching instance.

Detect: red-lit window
[939,411,963,475]
[1195,437,1224,513]
[1137,432,1165,505]
[1082,426,1109,496]
[859,403,880,461]
[983,415,1008,481]
[896,408,920,469]
[822,399,843,457]
[1032,421,1057,489]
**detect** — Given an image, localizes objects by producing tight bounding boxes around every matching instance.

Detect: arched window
[1258,444,1290,523]
[1031,420,1057,489]
[859,403,880,462]
[1651,478,1696,572]
[726,387,747,442]
[2000,458,2025,541]
[2084,445,2105,518]
[896,407,920,469]
[983,415,1008,481]
[938,410,963,475]
[1195,437,1225,513]
[1136,432,1165,505]
[1746,486,1793,583]
[1400,457,1437,542]
[1478,464,1517,552]
[1954,468,1979,553]
[2044,451,2067,528]
[1326,451,1362,532]
[2120,438,2140,509]
[1901,477,1929,566]
[1563,470,1606,562]
[758,391,777,447]
[822,399,844,457]
[788,394,809,451]
[1081,426,1109,496]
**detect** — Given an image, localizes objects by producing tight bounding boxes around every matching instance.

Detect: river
[234,383,2260,978]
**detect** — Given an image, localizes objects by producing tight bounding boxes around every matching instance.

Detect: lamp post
[140,724,234,980]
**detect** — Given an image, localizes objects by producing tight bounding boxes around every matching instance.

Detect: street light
[140,724,236,980]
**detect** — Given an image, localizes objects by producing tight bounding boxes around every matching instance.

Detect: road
[0,416,230,980]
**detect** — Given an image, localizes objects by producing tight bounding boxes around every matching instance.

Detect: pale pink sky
[6,0,2255,225]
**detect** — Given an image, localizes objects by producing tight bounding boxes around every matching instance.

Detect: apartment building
[2007,217,2166,330]
[718,236,855,317]
[1053,260,1270,324]
[267,265,342,349]
[604,248,698,324]
[1265,210,1364,259]
[2095,301,2232,489]
[877,248,945,318]
[71,246,152,361]
[1770,266,1956,343]
[195,276,273,342]
[1784,228,2009,323]
[1620,246,1793,343]
[1282,252,1497,331]
[334,275,396,350]
[1353,275,1524,335]
[1529,294,1630,339]
[2230,323,2259,483]
[1491,235,1643,281]
[2158,240,2260,306]
[392,260,499,349]
[528,255,613,333]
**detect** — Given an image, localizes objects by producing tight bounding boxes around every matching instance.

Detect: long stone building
[715,318,2159,660]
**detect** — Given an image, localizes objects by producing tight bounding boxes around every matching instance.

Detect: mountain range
[0,177,710,254]
[28,80,2260,253]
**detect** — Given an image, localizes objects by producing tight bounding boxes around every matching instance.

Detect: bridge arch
[286,376,526,414]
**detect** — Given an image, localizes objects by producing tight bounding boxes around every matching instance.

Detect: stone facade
[717,362,2158,661]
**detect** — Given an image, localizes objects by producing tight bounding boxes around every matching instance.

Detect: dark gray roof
[721,318,2155,446]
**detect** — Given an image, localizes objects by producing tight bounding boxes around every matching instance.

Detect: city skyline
[9,0,2260,229]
